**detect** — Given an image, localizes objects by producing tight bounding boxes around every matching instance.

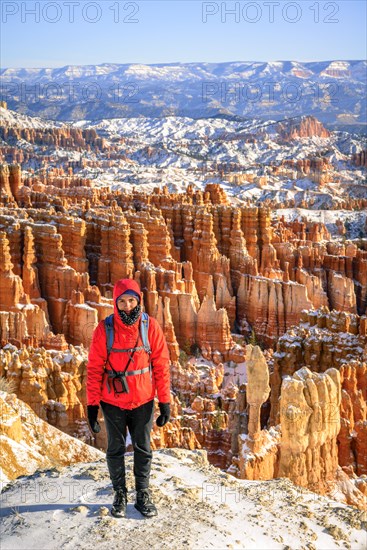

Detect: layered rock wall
[0,174,366,508]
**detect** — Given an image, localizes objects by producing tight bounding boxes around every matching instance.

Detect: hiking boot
[134,489,157,517]
[111,488,128,518]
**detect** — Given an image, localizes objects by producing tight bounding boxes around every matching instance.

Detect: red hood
[113,279,142,315]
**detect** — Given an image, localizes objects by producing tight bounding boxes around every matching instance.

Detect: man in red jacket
[87,278,171,518]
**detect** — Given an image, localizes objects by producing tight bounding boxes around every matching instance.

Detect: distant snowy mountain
[1,60,366,129]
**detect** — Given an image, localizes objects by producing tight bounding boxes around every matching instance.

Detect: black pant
[100,400,154,491]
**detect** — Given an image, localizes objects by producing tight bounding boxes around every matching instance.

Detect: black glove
[156,402,170,427]
[87,405,101,433]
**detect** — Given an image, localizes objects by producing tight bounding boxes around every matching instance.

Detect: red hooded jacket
[87,279,171,409]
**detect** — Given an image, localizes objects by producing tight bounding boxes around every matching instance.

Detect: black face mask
[117,304,141,326]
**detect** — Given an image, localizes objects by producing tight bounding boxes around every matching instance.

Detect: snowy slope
[0,449,365,550]
[0,108,61,129]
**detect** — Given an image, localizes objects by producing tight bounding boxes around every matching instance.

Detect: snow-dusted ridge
[0,108,62,129]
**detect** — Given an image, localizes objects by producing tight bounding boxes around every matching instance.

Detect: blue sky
[1,0,366,67]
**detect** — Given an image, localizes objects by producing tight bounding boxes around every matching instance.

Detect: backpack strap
[140,312,151,354]
[104,314,114,355]
[104,312,151,355]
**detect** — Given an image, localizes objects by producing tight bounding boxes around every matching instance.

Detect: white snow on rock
[0,107,61,129]
[2,105,366,233]
[0,449,365,550]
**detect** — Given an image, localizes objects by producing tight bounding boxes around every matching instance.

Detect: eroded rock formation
[0,171,366,509]
[3,177,365,352]
[0,344,88,437]
[278,116,331,140]
[0,390,103,483]
[278,366,341,493]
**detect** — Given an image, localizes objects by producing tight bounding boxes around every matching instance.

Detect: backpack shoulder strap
[140,312,151,354]
[104,314,114,355]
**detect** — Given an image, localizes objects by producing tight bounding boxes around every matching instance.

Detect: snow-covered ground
[276,208,367,240]
[1,449,365,550]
